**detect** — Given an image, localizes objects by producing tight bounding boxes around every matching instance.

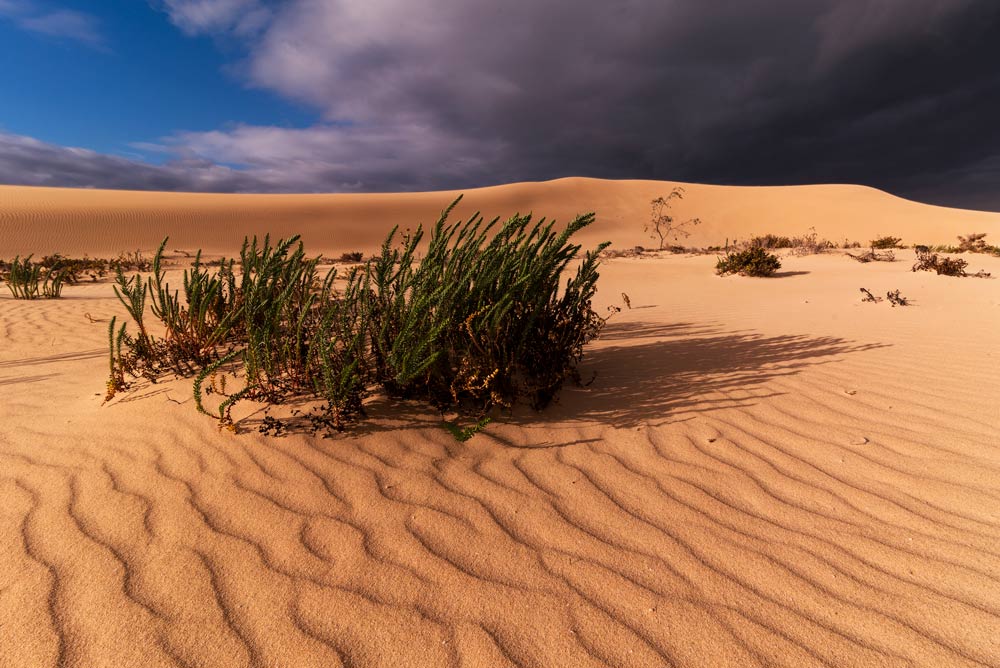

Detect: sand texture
[1,180,999,667]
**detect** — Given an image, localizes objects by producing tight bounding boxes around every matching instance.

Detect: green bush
[716,246,782,277]
[3,255,65,299]
[870,236,902,249]
[108,197,610,436]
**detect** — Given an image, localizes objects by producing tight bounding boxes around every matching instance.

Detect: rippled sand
[1,180,999,667]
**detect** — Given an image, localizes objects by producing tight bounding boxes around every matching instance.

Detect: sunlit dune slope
[2,178,999,256]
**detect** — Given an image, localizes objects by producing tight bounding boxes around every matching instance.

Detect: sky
[0,0,998,210]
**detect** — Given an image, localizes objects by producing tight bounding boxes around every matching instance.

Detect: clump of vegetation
[716,246,782,277]
[911,248,990,277]
[859,288,881,303]
[738,228,834,256]
[3,255,65,299]
[957,232,989,253]
[886,289,908,307]
[847,249,895,263]
[860,287,909,306]
[917,233,1000,256]
[2,250,154,289]
[745,234,794,249]
[870,236,903,250]
[912,249,968,276]
[646,188,701,251]
[339,251,364,262]
[106,197,610,438]
[788,228,836,256]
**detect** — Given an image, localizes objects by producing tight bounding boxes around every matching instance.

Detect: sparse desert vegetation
[105,198,610,435]
[847,248,896,263]
[912,247,991,277]
[869,235,903,249]
[715,246,782,277]
[646,187,701,250]
[3,255,66,299]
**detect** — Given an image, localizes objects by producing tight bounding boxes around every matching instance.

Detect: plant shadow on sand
[233,320,888,439]
[531,320,889,429]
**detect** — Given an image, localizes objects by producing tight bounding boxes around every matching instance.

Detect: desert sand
[1,178,999,667]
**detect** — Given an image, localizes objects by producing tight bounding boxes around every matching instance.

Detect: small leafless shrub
[847,249,895,263]
[886,290,908,307]
[859,288,881,303]
[646,188,701,250]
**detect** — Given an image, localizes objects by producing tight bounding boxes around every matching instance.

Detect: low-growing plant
[739,228,834,256]
[886,289,908,307]
[339,251,364,262]
[746,234,794,249]
[788,228,835,256]
[957,232,988,253]
[912,249,968,276]
[860,288,881,303]
[870,236,903,250]
[4,255,65,299]
[716,246,782,277]
[107,198,610,438]
[847,249,895,263]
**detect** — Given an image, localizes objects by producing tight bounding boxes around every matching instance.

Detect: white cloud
[0,1,105,49]
[158,0,270,36]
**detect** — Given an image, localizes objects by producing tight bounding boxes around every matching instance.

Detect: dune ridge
[2,178,999,257]
[2,183,1000,667]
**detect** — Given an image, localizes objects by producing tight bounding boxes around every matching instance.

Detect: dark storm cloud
[5,1,1000,208]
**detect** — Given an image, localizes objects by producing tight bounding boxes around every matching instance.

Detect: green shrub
[364,197,608,412]
[3,255,65,299]
[870,236,903,249]
[716,246,782,277]
[108,197,610,436]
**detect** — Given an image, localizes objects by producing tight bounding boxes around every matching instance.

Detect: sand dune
[2,178,1000,257]
[1,181,1000,667]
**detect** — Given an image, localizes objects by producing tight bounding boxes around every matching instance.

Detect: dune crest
[2,178,999,257]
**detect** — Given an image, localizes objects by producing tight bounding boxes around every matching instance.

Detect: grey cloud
[0,132,273,192]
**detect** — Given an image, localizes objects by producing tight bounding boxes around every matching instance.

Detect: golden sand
[1,179,999,667]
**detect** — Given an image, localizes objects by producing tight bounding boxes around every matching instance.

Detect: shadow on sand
[233,320,888,438]
[533,320,889,429]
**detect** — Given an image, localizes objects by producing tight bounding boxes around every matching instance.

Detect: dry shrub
[911,248,989,277]
[646,188,701,250]
[847,249,895,263]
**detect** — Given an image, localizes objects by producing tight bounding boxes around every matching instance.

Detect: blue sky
[0,0,998,209]
[0,0,312,159]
